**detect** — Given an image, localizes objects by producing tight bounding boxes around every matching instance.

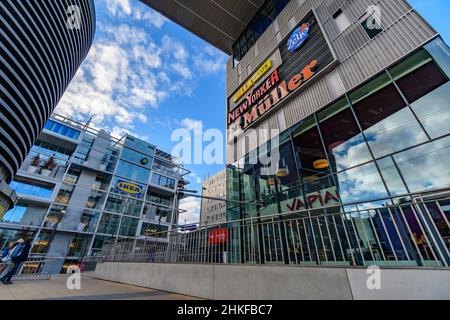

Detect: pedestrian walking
[1,237,33,285]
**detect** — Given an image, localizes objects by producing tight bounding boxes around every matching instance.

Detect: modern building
[200,169,227,226]
[0,114,190,273]
[0,0,96,216]
[145,0,450,266]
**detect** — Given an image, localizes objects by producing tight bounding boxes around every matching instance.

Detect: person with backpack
[0,237,32,285]
[0,240,21,277]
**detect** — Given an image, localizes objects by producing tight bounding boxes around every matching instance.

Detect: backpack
[11,243,25,259]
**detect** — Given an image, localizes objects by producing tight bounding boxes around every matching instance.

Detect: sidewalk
[0,273,200,300]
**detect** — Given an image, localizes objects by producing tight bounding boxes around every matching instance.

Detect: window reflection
[394,136,450,192]
[352,79,428,158]
[336,162,388,204]
[319,100,372,171]
[116,160,150,184]
[410,81,450,139]
[376,157,408,196]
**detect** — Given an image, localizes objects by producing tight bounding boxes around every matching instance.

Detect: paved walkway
[0,273,200,300]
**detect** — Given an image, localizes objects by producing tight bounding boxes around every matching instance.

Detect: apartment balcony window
[116,160,150,184]
[150,173,176,190]
[152,159,180,179]
[24,151,68,179]
[10,178,54,199]
[44,120,81,140]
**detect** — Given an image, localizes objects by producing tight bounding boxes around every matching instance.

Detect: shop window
[91,235,115,251]
[97,213,120,235]
[351,74,428,158]
[104,194,143,217]
[118,216,139,237]
[318,99,372,171]
[292,117,330,180]
[140,223,169,237]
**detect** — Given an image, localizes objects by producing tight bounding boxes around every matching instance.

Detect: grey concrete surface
[346,268,450,300]
[0,273,200,300]
[95,262,450,300]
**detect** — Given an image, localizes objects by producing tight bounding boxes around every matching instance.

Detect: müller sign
[227,59,318,129]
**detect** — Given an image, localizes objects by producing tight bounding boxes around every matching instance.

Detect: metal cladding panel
[337,10,437,91]
[0,0,96,181]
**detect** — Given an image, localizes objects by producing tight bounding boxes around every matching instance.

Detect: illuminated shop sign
[287,23,310,52]
[227,59,318,129]
[285,187,340,212]
[115,180,144,197]
[232,59,272,103]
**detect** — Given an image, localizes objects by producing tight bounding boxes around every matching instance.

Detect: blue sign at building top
[287,23,311,52]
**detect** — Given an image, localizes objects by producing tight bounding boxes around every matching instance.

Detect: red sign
[208,228,228,245]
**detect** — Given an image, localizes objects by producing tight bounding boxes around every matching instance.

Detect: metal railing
[97,190,450,269]
[0,256,62,281]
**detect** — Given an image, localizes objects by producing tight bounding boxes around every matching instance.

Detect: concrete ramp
[95,262,450,300]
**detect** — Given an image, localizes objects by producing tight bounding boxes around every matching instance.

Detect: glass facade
[233,0,291,63]
[44,120,81,140]
[227,38,450,266]
[10,179,54,199]
[2,114,187,271]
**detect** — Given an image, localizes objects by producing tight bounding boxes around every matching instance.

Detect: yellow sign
[115,180,143,196]
[232,59,272,103]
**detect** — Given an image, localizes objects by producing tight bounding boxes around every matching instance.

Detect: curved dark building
[0,0,96,215]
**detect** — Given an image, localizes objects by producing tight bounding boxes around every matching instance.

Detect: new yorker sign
[227,11,335,130]
[227,59,318,129]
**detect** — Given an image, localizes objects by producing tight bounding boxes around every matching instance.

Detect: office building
[144,0,450,266]
[0,0,96,216]
[200,170,227,225]
[0,115,189,272]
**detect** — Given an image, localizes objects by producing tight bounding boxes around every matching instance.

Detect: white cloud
[56,33,163,130]
[133,7,167,29]
[171,63,192,79]
[179,196,201,224]
[105,0,132,16]
[193,46,227,74]
[162,35,189,63]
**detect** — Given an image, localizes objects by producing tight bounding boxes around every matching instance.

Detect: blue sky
[58,0,449,223]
